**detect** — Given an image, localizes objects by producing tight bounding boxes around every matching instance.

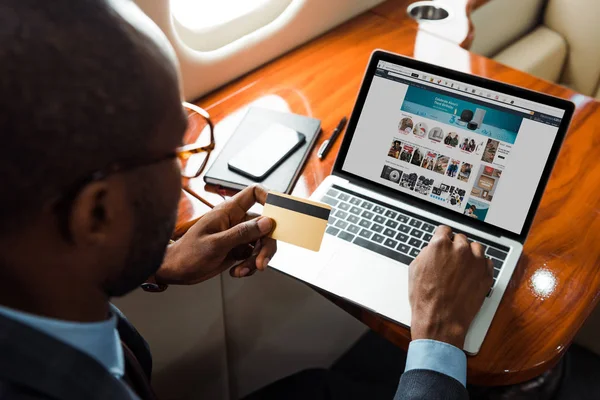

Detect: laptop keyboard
[320,186,509,293]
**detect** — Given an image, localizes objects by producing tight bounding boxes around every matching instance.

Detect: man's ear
[68,180,126,246]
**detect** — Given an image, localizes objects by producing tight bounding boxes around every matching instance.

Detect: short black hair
[0,0,179,229]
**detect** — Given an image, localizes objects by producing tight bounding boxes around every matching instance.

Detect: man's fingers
[244,212,261,222]
[230,185,269,211]
[231,237,263,261]
[453,233,469,248]
[228,236,276,277]
[230,243,255,260]
[229,257,258,278]
[214,185,269,222]
[486,258,494,279]
[470,241,486,258]
[256,237,277,271]
[433,225,452,241]
[217,217,274,249]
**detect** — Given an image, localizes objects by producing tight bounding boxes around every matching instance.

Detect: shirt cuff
[404,339,467,387]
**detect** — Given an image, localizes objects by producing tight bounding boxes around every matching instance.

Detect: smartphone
[228,123,306,181]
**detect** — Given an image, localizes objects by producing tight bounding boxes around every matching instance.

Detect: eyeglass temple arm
[182,101,210,119]
[182,185,215,209]
[178,143,214,154]
[181,101,216,147]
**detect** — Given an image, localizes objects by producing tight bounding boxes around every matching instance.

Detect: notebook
[204,107,321,193]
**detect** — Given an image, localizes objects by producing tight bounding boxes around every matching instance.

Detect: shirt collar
[0,304,124,378]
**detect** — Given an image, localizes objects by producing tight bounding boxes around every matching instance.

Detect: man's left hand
[156,185,277,285]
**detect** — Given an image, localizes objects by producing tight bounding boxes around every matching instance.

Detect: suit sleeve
[394,369,469,400]
[394,340,469,400]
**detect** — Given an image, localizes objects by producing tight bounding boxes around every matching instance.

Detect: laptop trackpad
[315,244,412,326]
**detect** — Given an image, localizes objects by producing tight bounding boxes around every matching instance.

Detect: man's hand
[409,225,493,348]
[156,185,277,285]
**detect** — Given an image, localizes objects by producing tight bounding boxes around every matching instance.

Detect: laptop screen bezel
[332,50,574,243]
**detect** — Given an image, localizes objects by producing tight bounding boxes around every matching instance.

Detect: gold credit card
[262,191,332,252]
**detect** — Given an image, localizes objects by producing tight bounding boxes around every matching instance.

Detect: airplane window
[171,0,294,51]
[171,0,268,31]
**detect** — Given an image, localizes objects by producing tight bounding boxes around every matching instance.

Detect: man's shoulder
[0,313,135,400]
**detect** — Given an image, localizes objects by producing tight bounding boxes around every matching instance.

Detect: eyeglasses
[53,102,215,211]
[178,101,218,209]
[178,101,215,179]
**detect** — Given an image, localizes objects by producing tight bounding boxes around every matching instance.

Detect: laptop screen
[341,59,566,235]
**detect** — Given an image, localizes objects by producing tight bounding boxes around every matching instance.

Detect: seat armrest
[494,26,567,83]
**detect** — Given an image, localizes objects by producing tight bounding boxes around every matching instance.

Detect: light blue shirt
[0,304,125,378]
[404,339,467,386]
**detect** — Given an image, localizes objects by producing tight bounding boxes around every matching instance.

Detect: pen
[317,116,348,159]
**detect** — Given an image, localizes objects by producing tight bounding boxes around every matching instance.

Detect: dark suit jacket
[0,305,152,400]
[0,306,468,400]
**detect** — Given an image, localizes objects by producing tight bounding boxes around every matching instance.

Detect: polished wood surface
[370,0,491,49]
[176,0,600,386]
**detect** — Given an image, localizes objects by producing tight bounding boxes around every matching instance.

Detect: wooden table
[175,0,600,386]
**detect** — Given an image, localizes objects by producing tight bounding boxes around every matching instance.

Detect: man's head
[0,0,186,314]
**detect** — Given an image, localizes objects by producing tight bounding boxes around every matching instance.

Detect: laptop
[269,50,574,354]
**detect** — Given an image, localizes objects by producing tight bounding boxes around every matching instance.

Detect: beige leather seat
[471,0,600,99]
[472,0,600,356]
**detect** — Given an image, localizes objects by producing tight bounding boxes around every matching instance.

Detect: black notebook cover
[204,107,321,193]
